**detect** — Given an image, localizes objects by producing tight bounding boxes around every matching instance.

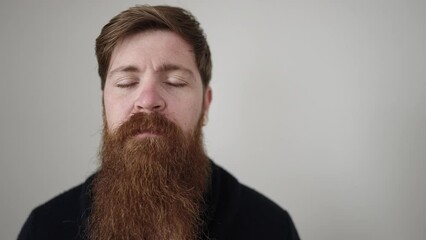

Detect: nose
[133,82,166,113]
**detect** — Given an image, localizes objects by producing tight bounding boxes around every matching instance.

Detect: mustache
[112,112,180,142]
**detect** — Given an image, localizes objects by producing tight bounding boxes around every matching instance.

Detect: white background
[1,0,425,239]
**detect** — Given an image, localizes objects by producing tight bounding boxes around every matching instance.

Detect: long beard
[88,112,210,240]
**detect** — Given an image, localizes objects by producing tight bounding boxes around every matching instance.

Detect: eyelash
[165,82,187,88]
[115,81,187,88]
[116,82,138,88]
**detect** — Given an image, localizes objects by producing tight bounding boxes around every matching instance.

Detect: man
[18,5,300,240]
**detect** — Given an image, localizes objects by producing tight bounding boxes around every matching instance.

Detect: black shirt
[18,161,300,240]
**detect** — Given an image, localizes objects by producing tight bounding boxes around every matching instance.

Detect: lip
[133,131,160,139]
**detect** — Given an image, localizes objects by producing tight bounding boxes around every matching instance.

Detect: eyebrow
[156,63,193,76]
[108,63,194,77]
[108,65,140,76]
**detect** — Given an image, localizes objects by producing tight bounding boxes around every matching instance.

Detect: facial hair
[88,112,210,240]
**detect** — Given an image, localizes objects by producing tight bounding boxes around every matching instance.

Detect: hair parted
[96,5,212,90]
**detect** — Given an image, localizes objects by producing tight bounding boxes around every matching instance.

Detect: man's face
[103,30,211,135]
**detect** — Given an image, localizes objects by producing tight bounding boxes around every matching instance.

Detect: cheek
[172,96,204,132]
[103,95,131,131]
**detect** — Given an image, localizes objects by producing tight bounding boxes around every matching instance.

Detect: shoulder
[209,162,300,240]
[233,184,299,239]
[18,175,93,240]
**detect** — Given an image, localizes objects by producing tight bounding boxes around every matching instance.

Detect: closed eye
[164,75,188,87]
[116,82,138,88]
[115,77,139,88]
[165,81,187,87]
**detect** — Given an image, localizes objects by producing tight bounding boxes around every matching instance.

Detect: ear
[202,86,212,122]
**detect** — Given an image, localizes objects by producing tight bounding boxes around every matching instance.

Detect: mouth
[133,130,160,139]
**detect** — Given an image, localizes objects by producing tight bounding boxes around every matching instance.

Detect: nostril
[134,94,166,112]
[153,104,162,109]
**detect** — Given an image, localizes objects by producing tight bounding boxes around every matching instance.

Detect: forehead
[108,30,199,77]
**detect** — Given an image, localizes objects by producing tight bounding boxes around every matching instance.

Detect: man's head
[102,29,211,135]
[89,5,213,240]
[96,5,212,135]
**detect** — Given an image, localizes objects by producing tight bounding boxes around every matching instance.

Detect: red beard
[88,112,210,240]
